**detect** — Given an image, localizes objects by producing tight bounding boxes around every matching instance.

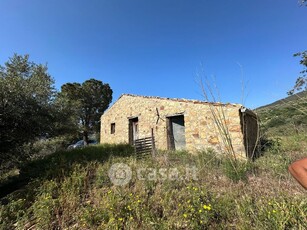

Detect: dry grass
[1,140,307,229]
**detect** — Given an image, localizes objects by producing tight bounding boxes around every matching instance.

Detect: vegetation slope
[1,93,307,229]
[256,91,307,136]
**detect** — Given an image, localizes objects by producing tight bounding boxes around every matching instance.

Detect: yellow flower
[203,204,212,210]
[199,209,202,213]
[118,217,123,221]
[183,214,188,218]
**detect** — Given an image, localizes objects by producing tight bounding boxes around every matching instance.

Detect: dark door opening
[129,117,139,145]
[240,109,259,159]
[167,115,186,150]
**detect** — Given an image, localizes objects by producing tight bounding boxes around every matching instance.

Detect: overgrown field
[256,92,307,136]
[1,136,307,229]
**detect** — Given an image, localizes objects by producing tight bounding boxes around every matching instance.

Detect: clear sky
[0,0,306,108]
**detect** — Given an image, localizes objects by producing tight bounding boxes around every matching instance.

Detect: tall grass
[196,73,259,181]
[1,143,306,229]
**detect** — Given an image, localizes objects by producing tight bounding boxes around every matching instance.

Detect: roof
[102,94,258,119]
[118,93,242,107]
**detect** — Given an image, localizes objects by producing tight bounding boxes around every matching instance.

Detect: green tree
[288,51,307,95]
[0,54,55,165]
[58,79,112,144]
[288,2,307,95]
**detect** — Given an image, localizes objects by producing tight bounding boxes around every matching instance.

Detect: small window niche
[111,123,115,134]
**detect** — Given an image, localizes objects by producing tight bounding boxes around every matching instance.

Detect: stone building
[100,94,258,159]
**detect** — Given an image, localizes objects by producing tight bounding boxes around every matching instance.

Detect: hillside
[256,91,307,110]
[1,93,307,229]
[1,142,307,229]
[255,91,307,136]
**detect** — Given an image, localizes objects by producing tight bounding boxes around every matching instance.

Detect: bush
[222,159,254,182]
[1,143,307,229]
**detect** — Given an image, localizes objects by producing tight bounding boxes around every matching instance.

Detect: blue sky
[0,0,306,108]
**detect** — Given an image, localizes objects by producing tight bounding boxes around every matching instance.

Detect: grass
[256,91,307,136]
[1,139,306,229]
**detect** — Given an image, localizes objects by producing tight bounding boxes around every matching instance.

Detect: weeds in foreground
[197,74,259,182]
[0,143,306,229]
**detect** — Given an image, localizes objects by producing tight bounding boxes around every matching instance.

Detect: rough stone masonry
[100,94,258,159]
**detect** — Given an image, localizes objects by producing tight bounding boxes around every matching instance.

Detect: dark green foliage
[256,92,307,136]
[20,144,133,181]
[258,136,282,154]
[0,54,55,167]
[287,3,306,95]
[288,51,307,95]
[0,144,134,199]
[58,79,113,144]
[222,159,254,182]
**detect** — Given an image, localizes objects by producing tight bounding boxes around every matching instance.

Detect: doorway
[129,117,139,145]
[167,115,186,150]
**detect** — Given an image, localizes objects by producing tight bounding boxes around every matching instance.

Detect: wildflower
[118,217,123,221]
[130,216,134,220]
[199,209,202,213]
[272,210,277,213]
[137,199,141,203]
[203,204,211,210]
[183,214,188,218]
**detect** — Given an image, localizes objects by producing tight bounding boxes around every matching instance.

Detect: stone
[100,94,258,160]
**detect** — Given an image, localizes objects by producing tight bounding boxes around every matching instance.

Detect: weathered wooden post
[151,128,156,158]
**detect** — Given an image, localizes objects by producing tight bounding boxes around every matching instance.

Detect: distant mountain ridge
[256,91,307,111]
[255,91,307,136]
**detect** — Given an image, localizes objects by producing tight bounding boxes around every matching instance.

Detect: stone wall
[100,94,247,158]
